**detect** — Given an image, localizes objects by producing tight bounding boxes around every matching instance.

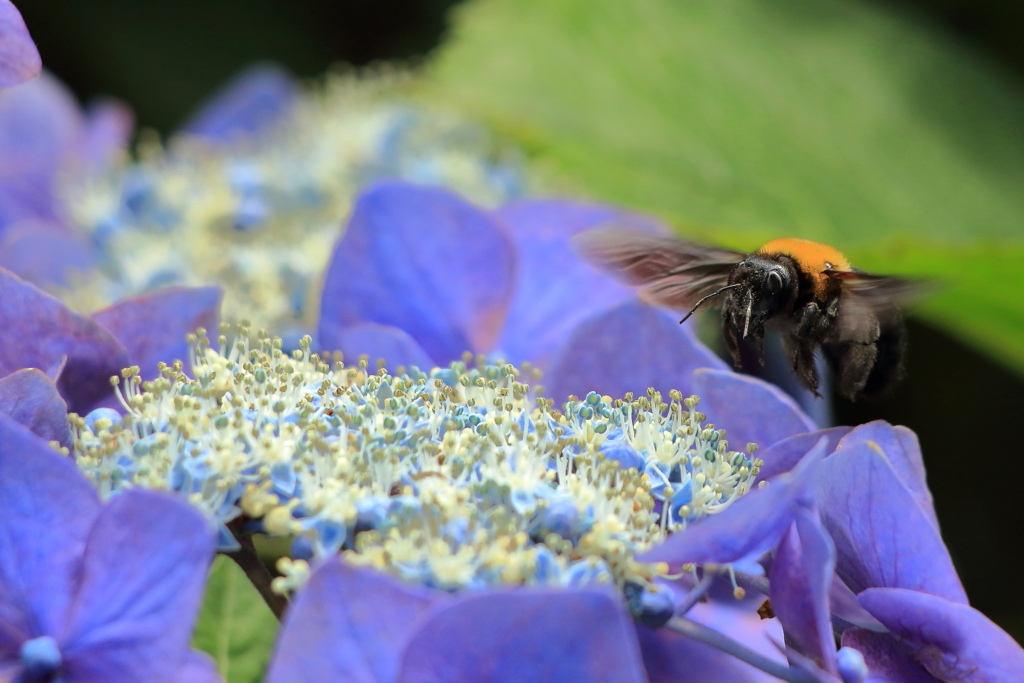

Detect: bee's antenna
[679,284,741,324]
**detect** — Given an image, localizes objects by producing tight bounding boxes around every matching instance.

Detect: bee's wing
[573,228,745,309]
[826,269,925,341]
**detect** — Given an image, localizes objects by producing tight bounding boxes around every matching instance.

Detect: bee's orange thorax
[756,238,850,298]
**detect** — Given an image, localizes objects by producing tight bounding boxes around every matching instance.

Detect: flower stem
[674,571,715,617]
[666,617,816,683]
[224,531,289,620]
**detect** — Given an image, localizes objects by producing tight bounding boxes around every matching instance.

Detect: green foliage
[424,0,1024,370]
[193,557,279,683]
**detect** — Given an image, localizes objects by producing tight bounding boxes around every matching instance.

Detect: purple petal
[692,369,816,453]
[0,219,97,286]
[814,440,967,603]
[0,368,70,447]
[0,267,129,414]
[639,438,827,568]
[637,601,785,683]
[320,322,437,372]
[494,199,665,368]
[0,414,100,644]
[858,588,1024,683]
[0,0,41,89]
[0,72,82,231]
[61,489,215,683]
[183,62,297,143]
[840,628,941,683]
[265,558,439,683]
[171,650,223,683]
[769,508,837,674]
[92,286,222,381]
[544,298,727,404]
[79,97,134,169]
[394,589,647,683]
[829,575,885,632]
[756,427,850,481]
[319,182,517,365]
[833,422,938,530]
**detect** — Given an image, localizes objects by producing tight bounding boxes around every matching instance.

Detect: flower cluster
[70,325,762,609]
[49,66,525,339]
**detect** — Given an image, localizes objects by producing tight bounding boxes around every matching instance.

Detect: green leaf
[424,0,1024,371]
[192,556,279,683]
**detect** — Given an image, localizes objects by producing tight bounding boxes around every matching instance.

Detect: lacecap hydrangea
[71,323,763,623]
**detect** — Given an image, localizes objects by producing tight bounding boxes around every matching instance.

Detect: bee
[575,230,916,400]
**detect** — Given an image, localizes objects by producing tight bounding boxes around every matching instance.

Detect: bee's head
[725,255,797,338]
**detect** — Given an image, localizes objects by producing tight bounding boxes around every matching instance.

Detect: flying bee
[575,230,917,400]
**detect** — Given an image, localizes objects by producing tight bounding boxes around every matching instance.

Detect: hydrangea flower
[0,265,220,414]
[69,325,763,574]
[0,63,525,338]
[66,325,816,681]
[0,0,40,89]
[644,420,1024,681]
[0,412,217,683]
[0,71,133,285]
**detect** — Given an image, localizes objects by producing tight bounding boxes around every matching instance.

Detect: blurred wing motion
[573,228,745,309]
[825,268,926,339]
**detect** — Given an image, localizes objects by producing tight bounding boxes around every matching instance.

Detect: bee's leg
[860,308,907,398]
[823,340,876,400]
[783,334,821,397]
[795,302,832,339]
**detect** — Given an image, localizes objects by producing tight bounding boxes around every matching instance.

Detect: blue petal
[264,558,439,683]
[354,495,391,533]
[529,496,582,541]
[859,588,1024,682]
[216,523,241,553]
[0,414,100,638]
[92,286,222,382]
[270,462,297,496]
[562,559,613,588]
[639,438,827,568]
[170,650,223,683]
[0,0,42,89]
[320,322,436,373]
[79,98,134,170]
[769,507,837,674]
[755,426,850,481]
[545,298,727,404]
[599,429,643,471]
[494,199,664,368]
[832,421,938,530]
[61,490,216,681]
[815,439,967,603]
[182,62,297,143]
[0,220,97,287]
[0,267,130,413]
[839,628,939,683]
[691,369,816,453]
[318,182,517,365]
[0,73,81,232]
[393,590,648,683]
[313,519,347,555]
[0,368,70,447]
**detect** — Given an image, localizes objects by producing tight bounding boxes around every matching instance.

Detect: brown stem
[224,526,289,620]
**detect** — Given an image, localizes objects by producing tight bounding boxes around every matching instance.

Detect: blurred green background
[17,0,1024,642]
